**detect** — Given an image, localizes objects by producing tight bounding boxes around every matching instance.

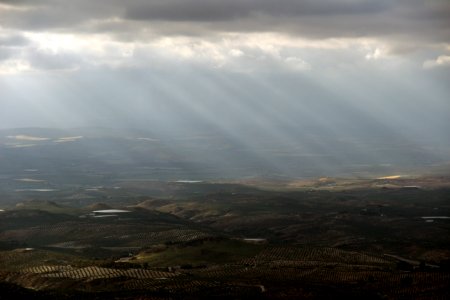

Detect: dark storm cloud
[0,0,449,45]
[124,0,389,22]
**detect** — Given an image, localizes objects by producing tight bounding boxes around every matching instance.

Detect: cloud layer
[1,0,449,41]
[0,1,449,75]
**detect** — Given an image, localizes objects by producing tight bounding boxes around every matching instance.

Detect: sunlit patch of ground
[7,135,50,141]
[6,143,37,148]
[53,136,83,143]
[15,189,57,192]
[223,174,450,191]
[15,178,45,183]
[377,175,402,180]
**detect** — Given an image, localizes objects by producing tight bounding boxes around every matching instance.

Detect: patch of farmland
[129,229,214,246]
[42,266,179,280]
[0,250,86,271]
[22,265,75,274]
[240,246,390,266]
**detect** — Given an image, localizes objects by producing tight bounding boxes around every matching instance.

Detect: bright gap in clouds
[2,29,400,74]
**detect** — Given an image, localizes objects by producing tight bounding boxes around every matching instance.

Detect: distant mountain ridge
[0,127,449,181]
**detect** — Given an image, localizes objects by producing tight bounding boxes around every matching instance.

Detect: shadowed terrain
[1,169,449,299]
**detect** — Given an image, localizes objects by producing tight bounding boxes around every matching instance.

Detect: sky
[0,0,449,156]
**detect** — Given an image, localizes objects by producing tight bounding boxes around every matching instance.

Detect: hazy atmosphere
[1,0,450,177]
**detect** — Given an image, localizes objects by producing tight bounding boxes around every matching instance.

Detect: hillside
[0,177,449,299]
